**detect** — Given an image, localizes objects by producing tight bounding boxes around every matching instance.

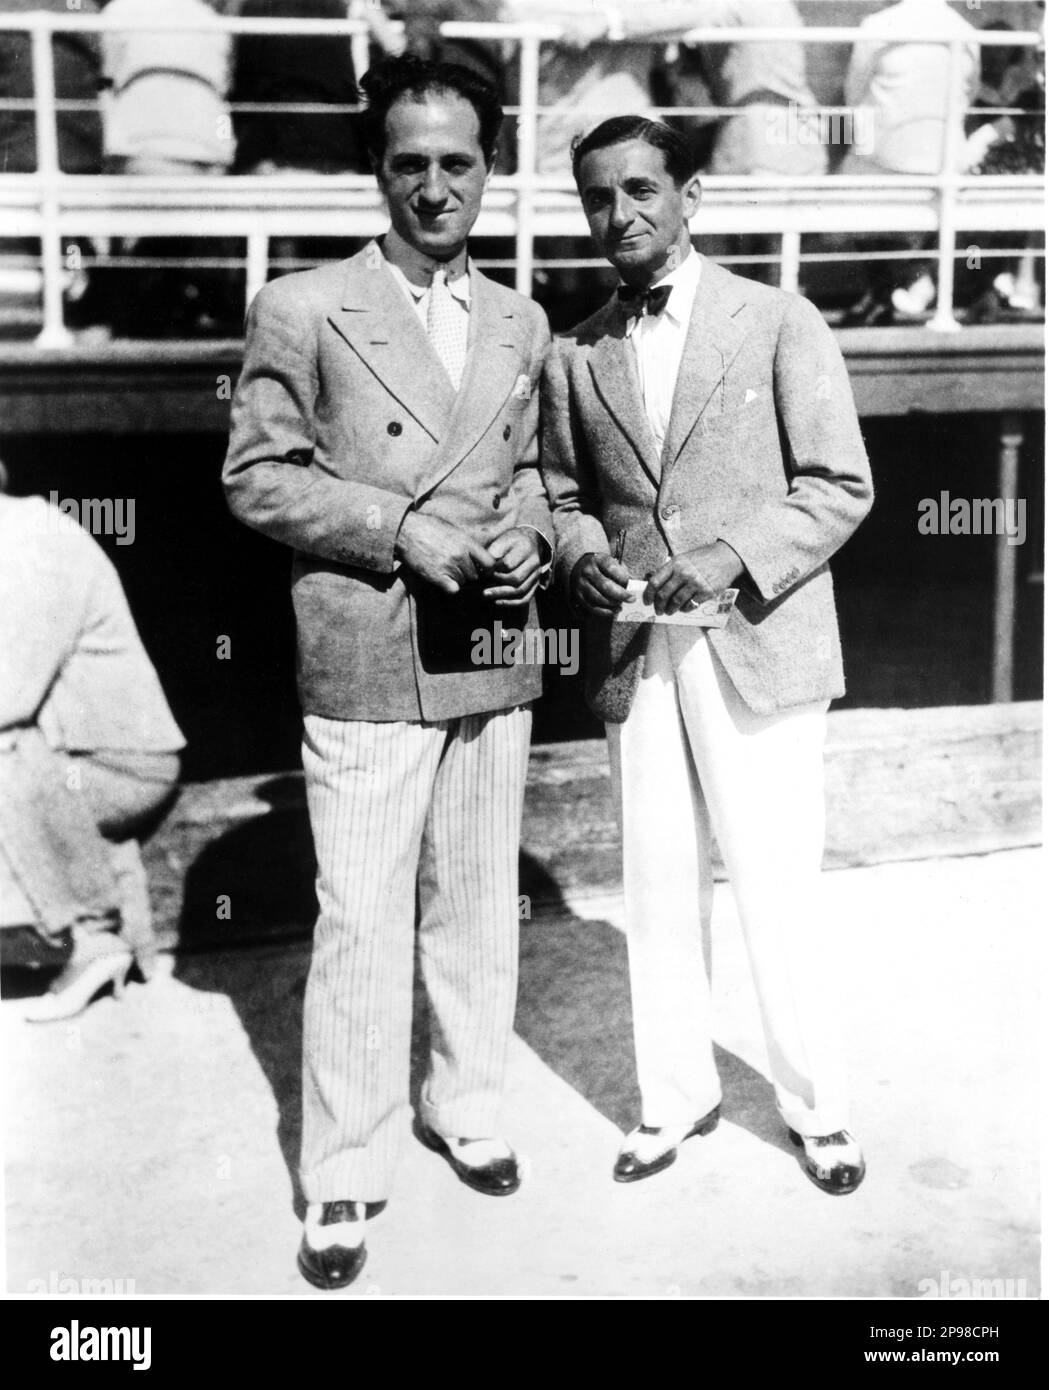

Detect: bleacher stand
[0,2,1043,339]
[839,0,978,323]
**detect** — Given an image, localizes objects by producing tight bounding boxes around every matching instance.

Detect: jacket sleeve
[222,282,412,572]
[716,294,874,603]
[539,339,613,591]
[508,310,556,553]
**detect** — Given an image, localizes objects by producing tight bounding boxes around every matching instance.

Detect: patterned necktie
[426,268,468,391]
[618,283,672,319]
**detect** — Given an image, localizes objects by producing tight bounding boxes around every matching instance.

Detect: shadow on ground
[171,805,791,1217]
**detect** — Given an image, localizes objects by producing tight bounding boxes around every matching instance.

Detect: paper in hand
[611,579,738,627]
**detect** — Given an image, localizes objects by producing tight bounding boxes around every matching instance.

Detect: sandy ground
[3,848,1042,1299]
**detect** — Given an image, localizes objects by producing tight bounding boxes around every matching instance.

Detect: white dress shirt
[385,259,472,325]
[625,249,702,454]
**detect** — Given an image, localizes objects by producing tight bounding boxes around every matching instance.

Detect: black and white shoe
[296,1199,386,1290]
[417,1124,522,1196]
[788,1129,866,1195]
[613,1105,721,1184]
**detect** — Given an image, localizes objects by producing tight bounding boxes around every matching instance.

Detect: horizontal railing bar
[1,99,1042,123]
[0,14,1041,46]
[2,249,1040,276]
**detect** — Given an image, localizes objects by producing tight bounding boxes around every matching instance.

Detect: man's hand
[395,511,497,594]
[482,527,545,607]
[643,541,743,616]
[571,552,634,616]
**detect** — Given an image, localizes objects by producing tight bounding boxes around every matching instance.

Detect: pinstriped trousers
[300,705,531,1202]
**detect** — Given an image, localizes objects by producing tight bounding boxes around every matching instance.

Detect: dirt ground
[3,849,1041,1299]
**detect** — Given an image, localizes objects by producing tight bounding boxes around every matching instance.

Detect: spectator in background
[495,2,824,181]
[839,0,978,324]
[230,0,362,176]
[964,10,1044,320]
[679,0,825,179]
[0,1,104,328]
[99,0,233,176]
[0,471,184,1022]
[395,2,504,90]
[496,0,675,178]
[94,0,236,335]
[668,1,825,286]
[392,3,513,166]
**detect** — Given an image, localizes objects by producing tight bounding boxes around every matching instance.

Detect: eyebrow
[388,150,479,164]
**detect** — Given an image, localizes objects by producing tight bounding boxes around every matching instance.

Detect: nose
[609,189,633,232]
[419,164,448,207]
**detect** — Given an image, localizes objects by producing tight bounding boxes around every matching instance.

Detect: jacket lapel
[414,264,529,500]
[586,301,661,492]
[328,243,455,443]
[661,259,747,476]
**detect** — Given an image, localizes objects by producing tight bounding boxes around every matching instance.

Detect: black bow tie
[618,283,672,318]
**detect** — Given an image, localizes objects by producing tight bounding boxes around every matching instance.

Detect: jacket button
[492,493,502,509]
[387,421,402,436]
[660,504,679,519]
[503,424,512,440]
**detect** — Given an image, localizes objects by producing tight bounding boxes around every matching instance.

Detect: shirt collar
[624,248,701,332]
[652,248,701,325]
[386,257,472,308]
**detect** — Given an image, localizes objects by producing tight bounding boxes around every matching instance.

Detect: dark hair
[359,54,503,165]
[571,116,696,187]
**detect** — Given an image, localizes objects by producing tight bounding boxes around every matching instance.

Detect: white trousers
[607,629,849,1138]
[300,706,531,1202]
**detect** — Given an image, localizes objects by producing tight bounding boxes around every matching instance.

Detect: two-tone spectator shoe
[613,1105,721,1184]
[788,1129,866,1195]
[297,1198,386,1290]
[417,1123,522,1196]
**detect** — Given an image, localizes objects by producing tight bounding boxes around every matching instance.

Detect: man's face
[576,138,701,286]
[376,92,491,260]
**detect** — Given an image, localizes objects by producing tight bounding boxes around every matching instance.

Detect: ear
[683,173,703,219]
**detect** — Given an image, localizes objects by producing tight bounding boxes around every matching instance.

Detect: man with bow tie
[541,116,874,1195]
[224,55,553,1289]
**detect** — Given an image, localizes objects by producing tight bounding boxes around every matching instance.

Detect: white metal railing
[0,10,1043,346]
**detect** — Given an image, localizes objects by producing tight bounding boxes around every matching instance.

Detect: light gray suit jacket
[224,243,554,723]
[541,258,874,723]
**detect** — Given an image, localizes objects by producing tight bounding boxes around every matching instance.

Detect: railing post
[31,20,73,348]
[991,413,1023,703]
[514,32,540,298]
[779,229,801,293]
[246,232,270,308]
[928,36,965,334]
[348,0,372,87]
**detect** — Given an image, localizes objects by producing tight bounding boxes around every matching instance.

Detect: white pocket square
[744,388,759,405]
[512,373,531,401]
